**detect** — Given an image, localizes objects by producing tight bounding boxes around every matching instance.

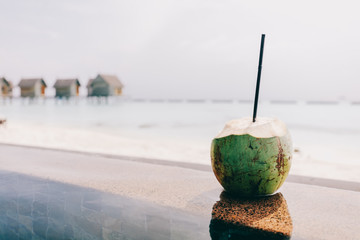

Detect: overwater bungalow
[87,74,123,97]
[54,79,81,98]
[18,78,47,98]
[87,78,94,97]
[0,77,13,97]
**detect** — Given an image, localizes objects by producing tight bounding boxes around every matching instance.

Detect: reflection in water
[209,191,292,240]
[0,171,210,240]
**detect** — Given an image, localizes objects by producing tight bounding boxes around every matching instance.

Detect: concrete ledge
[0,144,359,239]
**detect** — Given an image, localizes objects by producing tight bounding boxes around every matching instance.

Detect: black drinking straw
[252,34,266,123]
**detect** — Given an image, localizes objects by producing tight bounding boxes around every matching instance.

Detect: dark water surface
[0,171,211,240]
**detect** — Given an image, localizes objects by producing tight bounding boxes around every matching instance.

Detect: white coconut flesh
[215,117,288,139]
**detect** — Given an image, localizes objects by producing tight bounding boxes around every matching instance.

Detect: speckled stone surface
[210,192,292,239]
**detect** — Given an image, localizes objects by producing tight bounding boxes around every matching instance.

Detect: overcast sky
[0,0,359,100]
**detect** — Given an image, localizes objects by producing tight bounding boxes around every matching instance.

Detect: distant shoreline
[1,96,359,105]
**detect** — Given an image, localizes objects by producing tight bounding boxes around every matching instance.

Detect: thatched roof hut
[86,78,94,96]
[18,78,47,98]
[0,77,13,97]
[54,79,81,98]
[87,74,123,97]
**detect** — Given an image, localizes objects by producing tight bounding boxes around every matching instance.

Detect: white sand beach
[1,120,360,183]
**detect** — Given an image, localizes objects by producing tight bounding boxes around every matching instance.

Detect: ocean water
[1,97,360,166]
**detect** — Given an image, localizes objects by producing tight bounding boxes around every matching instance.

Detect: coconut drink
[211,117,292,196]
[211,34,292,196]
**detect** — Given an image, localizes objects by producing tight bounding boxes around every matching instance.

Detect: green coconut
[211,117,292,196]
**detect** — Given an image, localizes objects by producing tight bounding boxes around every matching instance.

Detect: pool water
[0,171,210,240]
[0,170,301,240]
